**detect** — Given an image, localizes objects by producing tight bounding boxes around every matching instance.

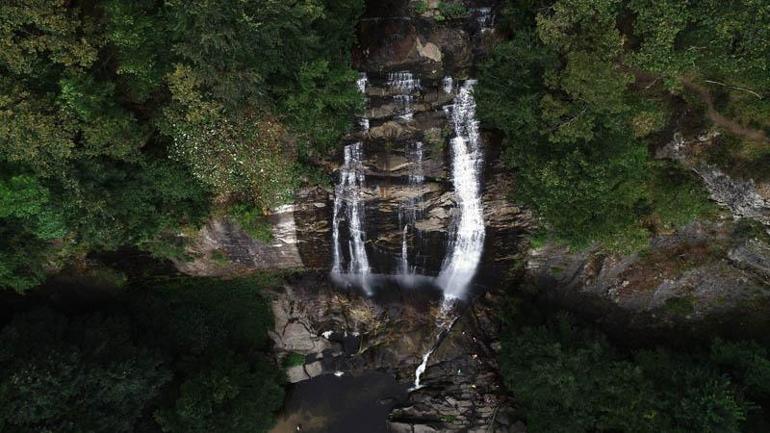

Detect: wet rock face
[355,0,497,79]
[356,20,473,79]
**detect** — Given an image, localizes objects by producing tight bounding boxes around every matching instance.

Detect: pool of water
[270,372,408,433]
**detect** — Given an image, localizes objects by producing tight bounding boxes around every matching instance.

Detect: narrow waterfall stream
[471,7,495,31]
[443,76,454,94]
[331,74,373,292]
[388,71,420,121]
[411,302,463,390]
[331,142,372,294]
[356,73,370,131]
[399,140,425,276]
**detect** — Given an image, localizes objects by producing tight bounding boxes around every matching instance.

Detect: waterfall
[388,71,420,121]
[437,80,486,299]
[471,7,495,30]
[331,142,372,294]
[357,73,370,131]
[413,349,434,390]
[356,73,368,93]
[399,140,425,275]
[407,140,425,185]
[400,225,410,275]
[332,74,485,299]
[410,303,462,390]
[442,76,454,94]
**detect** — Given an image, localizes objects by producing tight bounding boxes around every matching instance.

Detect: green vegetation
[0,0,364,291]
[414,0,430,15]
[0,277,283,433]
[663,295,696,316]
[230,204,274,243]
[648,162,718,231]
[478,0,768,251]
[412,1,467,21]
[283,352,307,368]
[499,310,770,433]
[437,2,468,20]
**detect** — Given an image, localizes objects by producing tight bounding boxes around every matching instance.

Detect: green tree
[280,60,363,159]
[477,0,722,251]
[155,353,284,433]
[500,318,748,433]
[712,339,770,400]
[0,0,365,289]
[0,309,171,433]
[0,174,67,291]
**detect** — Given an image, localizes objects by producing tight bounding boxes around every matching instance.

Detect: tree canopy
[0,277,282,433]
[0,0,364,291]
[478,0,767,250]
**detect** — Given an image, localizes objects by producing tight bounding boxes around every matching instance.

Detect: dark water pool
[270,372,407,433]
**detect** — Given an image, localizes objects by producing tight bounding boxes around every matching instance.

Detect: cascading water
[412,348,434,390]
[331,142,372,294]
[330,73,487,395]
[357,73,370,131]
[388,71,420,121]
[399,140,425,275]
[471,7,495,30]
[437,80,486,299]
[442,76,454,94]
[410,303,462,390]
[356,73,368,93]
[331,73,374,293]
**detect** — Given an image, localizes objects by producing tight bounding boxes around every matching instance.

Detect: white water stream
[357,73,370,131]
[442,76,454,94]
[437,80,486,299]
[388,71,420,121]
[399,140,425,275]
[410,302,462,390]
[471,7,495,30]
[412,348,435,390]
[331,142,372,294]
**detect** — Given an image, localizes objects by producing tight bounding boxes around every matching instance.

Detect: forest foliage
[477,0,769,251]
[499,306,770,433]
[0,277,283,433]
[0,0,364,291]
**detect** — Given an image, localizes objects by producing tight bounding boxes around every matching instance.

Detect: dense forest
[477,0,770,250]
[499,299,770,433]
[1,0,364,292]
[2,0,770,432]
[0,276,283,433]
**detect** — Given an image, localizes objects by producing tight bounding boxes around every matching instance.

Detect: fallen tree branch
[704,80,763,99]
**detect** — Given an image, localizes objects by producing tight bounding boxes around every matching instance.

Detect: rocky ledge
[267,273,523,433]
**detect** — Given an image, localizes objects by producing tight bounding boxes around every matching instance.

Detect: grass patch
[230,203,273,243]
[437,2,468,20]
[648,161,718,230]
[211,249,230,265]
[283,352,306,368]
[413,0,429,15]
